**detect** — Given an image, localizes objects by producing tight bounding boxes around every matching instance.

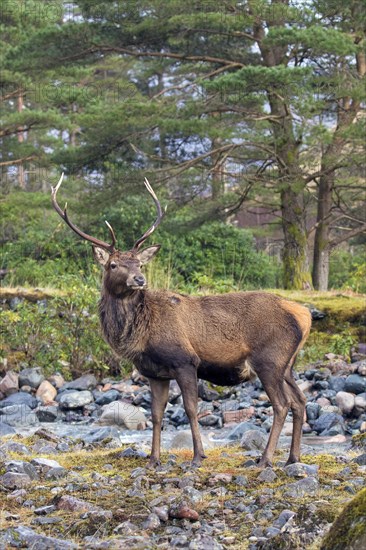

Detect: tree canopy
[1,0,365,291]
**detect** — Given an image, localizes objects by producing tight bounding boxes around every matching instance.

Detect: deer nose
[133,275,145,287]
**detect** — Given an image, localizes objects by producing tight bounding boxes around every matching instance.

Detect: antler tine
[133,178,165,250]
[105,221,117,250]
[51,173,117,253]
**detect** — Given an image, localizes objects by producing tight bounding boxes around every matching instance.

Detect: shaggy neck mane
[98,286,151,358]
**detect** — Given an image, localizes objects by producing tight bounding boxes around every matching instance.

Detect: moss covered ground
[1,436,365,549]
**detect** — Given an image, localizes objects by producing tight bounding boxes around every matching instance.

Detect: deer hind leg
[255,363,291,468]
[284,366,306,465]
[148,378,170,468]
[175,365,207,467]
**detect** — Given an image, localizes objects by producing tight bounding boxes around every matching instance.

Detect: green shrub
[0,285,129,378]
[329,248,366,293]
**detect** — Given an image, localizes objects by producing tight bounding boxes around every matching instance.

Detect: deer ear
[93,246,110,266]
[136,245,161,265]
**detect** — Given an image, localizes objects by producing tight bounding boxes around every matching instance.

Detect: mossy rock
[320,488,366,550]
[352,432,366,450]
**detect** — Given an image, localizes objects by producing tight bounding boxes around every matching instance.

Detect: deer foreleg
[175,366,207,467]
[148,378,170,468]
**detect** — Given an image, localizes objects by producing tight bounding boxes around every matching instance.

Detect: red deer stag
[51,174,311,468]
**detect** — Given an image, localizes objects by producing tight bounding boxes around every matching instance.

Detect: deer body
[52,174,311,468]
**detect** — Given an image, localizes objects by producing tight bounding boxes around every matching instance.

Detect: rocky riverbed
[0,356,366,549]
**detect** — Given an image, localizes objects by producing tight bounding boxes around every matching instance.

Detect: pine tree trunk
[281,188,311,289]
[312,173,333,290]
[17,93,25,189]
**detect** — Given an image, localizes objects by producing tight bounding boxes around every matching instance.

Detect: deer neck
[99,287,150,358]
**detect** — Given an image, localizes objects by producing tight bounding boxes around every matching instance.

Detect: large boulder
[18,367,44,389]
[320,488,366,550]
[0,392,38,410]
[57,390,94,409]
[0,404,39,427]
[98,401,146,430]
[312,413,345,435]
[61,374,97,391]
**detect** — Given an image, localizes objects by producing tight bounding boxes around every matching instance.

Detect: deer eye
[110,262,117,270]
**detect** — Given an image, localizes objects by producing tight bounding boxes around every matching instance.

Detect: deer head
[51,174,164,296]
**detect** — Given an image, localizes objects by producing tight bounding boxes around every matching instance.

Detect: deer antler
[133,178,165,250]
[51,173,117,253]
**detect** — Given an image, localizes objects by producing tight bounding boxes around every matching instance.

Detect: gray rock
[113,520,139,535]
[0,404,39,426]
[312,412,345,435]
[188,535,224,549]
[265,526,281,538]
[335,391,355,415]
[169,430,213,451]
[45,467,68,480]
[0,391,37,409]
[169,380,182,403]
[34,505,57,515]
[352,453,366,466]
[0,472,32,489]
[98,401,146,430]
[141,512,161,529]
[2,525,77,549]
[31,457,63,473]
[62,374,97,391]
[344,374,366,395]
[58,390,94,409]
[284,462,319,478]
[198,380,220,401]
[82,426,121,444]
[306,402,320,422]
[353,359,366,375]
[0,441,30,454]
[5,460,39,480]
[227,421,265,441]
[19,367,44,389]
[258,467,277,483]
[118,447,148,458]
[329,376,347,393]
[94,389,120,405]
[199,414,221,427]
[152,505,169,522]
[0,371,19,396]
[273,509,296,529]
[169,406,189,425]
[284,476,319,497]
[240,429,267,451]
[183,486,203,503]
[36,405,60,422]
[234,475,248,486]
[354,393,366,416]
[0,422,16,436]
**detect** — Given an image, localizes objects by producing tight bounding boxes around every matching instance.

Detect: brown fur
[96,249,312,468]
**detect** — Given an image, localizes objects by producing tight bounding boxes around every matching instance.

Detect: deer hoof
[191,453,207,468]
[147,458,160,469]
[257,457,273,469]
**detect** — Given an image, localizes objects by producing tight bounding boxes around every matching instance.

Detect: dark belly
[197,362,244,386]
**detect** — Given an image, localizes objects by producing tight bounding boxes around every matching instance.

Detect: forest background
[1,0,365,376]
